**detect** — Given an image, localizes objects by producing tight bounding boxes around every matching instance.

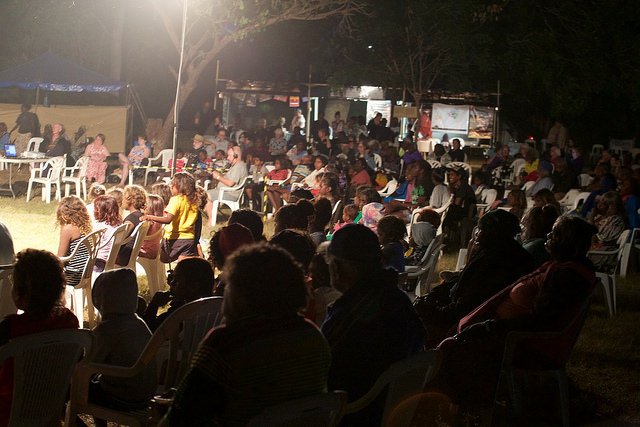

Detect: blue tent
[0,51,125,93]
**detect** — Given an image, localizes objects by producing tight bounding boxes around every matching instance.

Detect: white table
[0,157,42,198]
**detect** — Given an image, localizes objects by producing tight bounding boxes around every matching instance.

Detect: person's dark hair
[508,189,527,211]
[225,243,306,318]
[13,249,66,316]
[94,195,122,226]
[547,215,598,262]
[172,172,199,206]
[173,257,215,301]
[521,205,559,241]
[533,188,561,214]
[477,209,521,241]
[595,191,629,226]
[229,209,265,241]
[274,202,310,234]
[376,215,406,245]
[96,133,106,143]
[269,230,316,273]
[320,172,341,200]
[355,185,382,206]
[417,208,441,229]
[151,182,172,207]
[315,155,328,167]
[310,197,332,233]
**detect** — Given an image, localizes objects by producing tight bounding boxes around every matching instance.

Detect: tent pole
[35,87,40,113]
[213,59,220,110]
[172,0,188,178]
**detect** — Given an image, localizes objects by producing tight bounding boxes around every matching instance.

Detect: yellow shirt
[164,195,198,240]
[524,158,539,175]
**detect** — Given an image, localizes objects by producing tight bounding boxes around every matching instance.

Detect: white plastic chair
[477,188,498,211]
[620,228,639,278]
[494,295,593,427]
[557,189,580,213]
[25,137,45,153]
[265,168,292,187]
[26,155,66,203]
[60,229,105,328]
[100,223,133,272]
[589,229,631,317]
[0,329,93,427]
[66,297,225,427]
[143,149,173,186]
[378,178,398,197]
[248,391,348,427]
[135,225,167,298]
[344,350,442,426]
[372,152,382,170]
[62,156,90,199]
[210,175,250,226]
[116,221,151,270]
[427,159,442,170]
[407,234,443,296]
[578,173,593,188]
[0,266,17,318]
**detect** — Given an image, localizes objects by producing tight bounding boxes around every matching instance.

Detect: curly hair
[94,195,122,226]
[417,208,441,229]
[171,172,199,206]
[376,215,406,245]
[13,249,66,316]
[88,183,106,201]
[56,195,92,235]
[123,184,147,211]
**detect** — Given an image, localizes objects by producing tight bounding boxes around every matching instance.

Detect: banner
[366,100,392,124]
[431,103,469,133]
[273,95,288,103]
[468,106,494,139]
[289,96,300,107]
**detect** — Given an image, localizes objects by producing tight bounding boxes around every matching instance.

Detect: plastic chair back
[26,137,44,153]
[135,225,166,298]
[0,329,93,427]
[344,350,442,425]
[248,391,348,427]
[102,223,133,272]
[117,221,151,271]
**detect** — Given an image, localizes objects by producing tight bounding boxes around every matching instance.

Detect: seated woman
[414,210,535,347]
[0,249,79,424]
[84,133,110,184]
[308,197,333,246]
[163,243,331,426]
[588,190,628,270]
[434,215,597,407]
[520,205,559,268]
[55,195,93,287]
[117,135,151,187]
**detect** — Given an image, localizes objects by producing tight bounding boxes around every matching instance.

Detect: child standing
[141,172,199,262]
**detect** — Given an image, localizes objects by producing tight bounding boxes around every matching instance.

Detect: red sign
[289,96,300,107]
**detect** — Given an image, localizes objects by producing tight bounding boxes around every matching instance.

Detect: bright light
[367,45,373,49]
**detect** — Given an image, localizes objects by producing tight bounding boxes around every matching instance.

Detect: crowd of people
[0,109,639,425]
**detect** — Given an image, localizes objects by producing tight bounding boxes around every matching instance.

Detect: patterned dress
[86,143,108,183]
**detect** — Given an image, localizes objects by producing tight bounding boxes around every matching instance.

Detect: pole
[172,0,188,177]
[213,59,220,111]
[306,64,312,141]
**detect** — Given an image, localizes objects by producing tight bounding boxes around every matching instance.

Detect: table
[0,157,42,198]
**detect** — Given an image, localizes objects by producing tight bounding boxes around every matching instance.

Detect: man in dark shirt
[448,138,466,163]
[321,224,425,425]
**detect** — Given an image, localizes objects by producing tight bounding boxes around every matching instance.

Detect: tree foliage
[325,0,498,105]
[152,0,365,145]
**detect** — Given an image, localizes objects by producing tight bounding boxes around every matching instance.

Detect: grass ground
[1,168,639,425]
